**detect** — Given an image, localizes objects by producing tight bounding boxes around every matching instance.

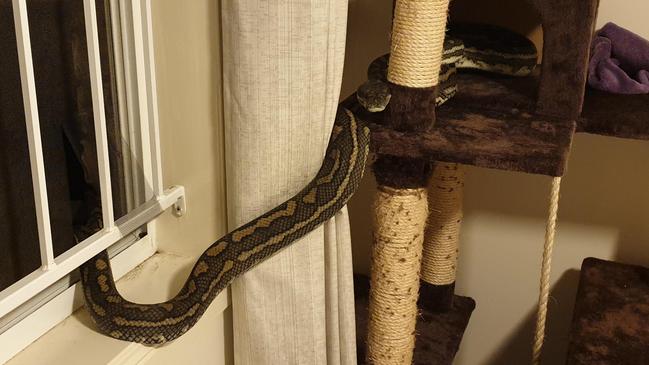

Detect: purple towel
[588,22,649,94]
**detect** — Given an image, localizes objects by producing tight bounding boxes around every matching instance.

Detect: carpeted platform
[565,258,649,365]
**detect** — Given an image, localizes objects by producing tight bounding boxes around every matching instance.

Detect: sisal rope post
[388,0,450,88]
[367,0,450,363]
[419,162,465,312]
[532,176,562,365]
[368,187,428,364]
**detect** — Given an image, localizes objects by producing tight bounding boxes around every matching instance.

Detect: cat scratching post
[366,1,450,363]
[419,162,464,312]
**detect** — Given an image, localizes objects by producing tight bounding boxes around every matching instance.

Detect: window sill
[5,250,231,365]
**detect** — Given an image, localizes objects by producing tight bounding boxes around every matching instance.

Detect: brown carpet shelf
[341,74,576,178]
[565,258,649,365]
[448,71,649,142]
[580,88,649,140]
[343,68,649,179]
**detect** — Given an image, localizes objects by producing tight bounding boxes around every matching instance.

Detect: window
[0,0,183,361]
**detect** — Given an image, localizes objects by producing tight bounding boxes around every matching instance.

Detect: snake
[357,23,538,112]
[79,108,370,345]
[78,23,535,346]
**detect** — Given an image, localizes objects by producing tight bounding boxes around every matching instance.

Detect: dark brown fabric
[565,258,649,365]
[373,156,431,189]
[343,91,575,177]
[387,83,438,132]
[419,280,456,313]
[579,87,649,140]
[442,71,649,143]
[371,83,438,188]
[531,0,600,120]
[355,274,475,365]
[369,108,575,177]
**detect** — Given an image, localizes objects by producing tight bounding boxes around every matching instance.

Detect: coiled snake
[357,23,538,112]
[80,24,536,345]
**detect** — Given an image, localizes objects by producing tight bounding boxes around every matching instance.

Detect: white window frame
[0,0,184,362]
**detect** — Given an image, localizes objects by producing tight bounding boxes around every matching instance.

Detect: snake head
[357,79,391,113]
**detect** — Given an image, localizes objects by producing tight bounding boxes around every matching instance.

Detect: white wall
[344,1,649,364]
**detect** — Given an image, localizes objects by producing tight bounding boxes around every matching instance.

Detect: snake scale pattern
[80,24,536,345]
[81,109,370,345]
[357,23,538,112]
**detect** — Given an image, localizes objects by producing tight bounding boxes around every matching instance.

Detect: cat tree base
[354,275,475,365]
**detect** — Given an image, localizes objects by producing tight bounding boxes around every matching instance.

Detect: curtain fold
[221,1,355,364]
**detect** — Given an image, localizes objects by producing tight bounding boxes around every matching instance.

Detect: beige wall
[152,0,227,258]
[150,1,232,364]
[344,2,649,364]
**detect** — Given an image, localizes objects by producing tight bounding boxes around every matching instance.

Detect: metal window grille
[0,0,184,358]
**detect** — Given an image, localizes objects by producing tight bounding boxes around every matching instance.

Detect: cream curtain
[221,1,356,364]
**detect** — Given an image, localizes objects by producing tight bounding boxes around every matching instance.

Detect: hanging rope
[532,176,562,365]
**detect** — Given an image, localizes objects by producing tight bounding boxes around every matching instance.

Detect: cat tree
[345,0,649,364]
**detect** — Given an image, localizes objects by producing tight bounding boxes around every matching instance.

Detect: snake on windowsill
[79,23,537,346]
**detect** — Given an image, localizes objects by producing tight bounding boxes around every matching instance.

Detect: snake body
[357,24,538,112]
[80,23,536,346]
[80,108,370,345]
